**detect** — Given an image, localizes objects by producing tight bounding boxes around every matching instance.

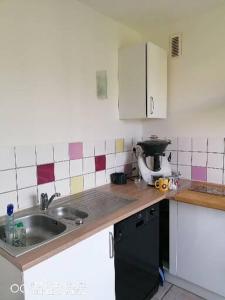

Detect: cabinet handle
[150,96,154,115]
[109,232,114,259]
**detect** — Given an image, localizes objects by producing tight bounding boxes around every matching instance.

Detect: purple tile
[191,166,207,182]
[95,155,106,172]
[69,142,83,160]
[37,163,55,185]
[124,163,133,176]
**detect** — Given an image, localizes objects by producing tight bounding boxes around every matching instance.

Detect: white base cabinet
[169,201,225,298]
[23,225,115,300]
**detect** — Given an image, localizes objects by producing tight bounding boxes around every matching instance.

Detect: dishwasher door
[114,203,159,300]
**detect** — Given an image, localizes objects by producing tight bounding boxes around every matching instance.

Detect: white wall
[143,4,225,137]
[0,0,143,146]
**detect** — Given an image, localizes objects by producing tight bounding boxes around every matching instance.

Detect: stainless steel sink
[0,214,66,254]
[47,206,88,221]
[0,189,133,257]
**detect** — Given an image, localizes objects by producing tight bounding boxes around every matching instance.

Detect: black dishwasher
[114,203,159,300]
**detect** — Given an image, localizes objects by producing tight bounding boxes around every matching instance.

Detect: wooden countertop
[175,181,225,211]
[1,179,225,271]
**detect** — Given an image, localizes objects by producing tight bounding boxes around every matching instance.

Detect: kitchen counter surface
[0,178,224,271]
[175,181,225,211]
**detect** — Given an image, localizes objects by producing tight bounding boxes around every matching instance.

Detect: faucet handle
[41,193,48,201]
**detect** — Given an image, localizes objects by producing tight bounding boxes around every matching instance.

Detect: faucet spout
[40,192,61,211]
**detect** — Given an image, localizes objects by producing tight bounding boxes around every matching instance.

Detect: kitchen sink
[47,206,88,220]
[0,214,66,248]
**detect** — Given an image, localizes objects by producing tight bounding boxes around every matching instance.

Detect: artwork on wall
[96,70,107,99]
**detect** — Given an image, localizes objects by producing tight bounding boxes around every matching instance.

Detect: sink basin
[0,214,66,247]
[47,206,88,221]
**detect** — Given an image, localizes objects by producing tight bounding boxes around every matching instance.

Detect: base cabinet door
[23,226,115,300]
[177,202,225,297]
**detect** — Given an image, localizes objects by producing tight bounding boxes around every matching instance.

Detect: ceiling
[78,0,225,35]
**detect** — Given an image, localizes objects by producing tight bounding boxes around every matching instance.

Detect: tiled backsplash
[1,136,224,216]
[0,138,138,216]
[166,137,225,185]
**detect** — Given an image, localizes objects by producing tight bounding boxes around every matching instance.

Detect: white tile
[15,145,36,168]
[84,173,95,190]
[207,153,224,169]
[132,136,142,147]
[0,191,18,216]
[167,137,178,151]
[171,164,178,173]
[178,137,192,151]
[165,151,177,165]
[55,179,70,196]
[106,139,115,154]
[178,165,191,179]
[17,166,37,189]
[37,182,55,202]
[192,137,207,152]
[53,143,69,162]
[207,168,223,185]
[18,187,38,209]
[208,137,224,153]
[70,159,83,177]
[115,152,132,167]
[55,161,70,180]
[83,141,95,158]
[96,170,106,187]
[106,154,115,169]
[178,151,192,166]
[0,146,15,170]
[0,169,17,193]
[116,166,125,173]
[36,144,53,165]
[124,138,133,151]
[106,168,116,183]
[83,157,95,174]
[192,152,207,167]
[94,140,105,156]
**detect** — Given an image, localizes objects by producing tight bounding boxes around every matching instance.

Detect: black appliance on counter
[114,203,159,300]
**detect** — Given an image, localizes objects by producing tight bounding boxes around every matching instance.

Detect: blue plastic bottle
[5,204,14,245]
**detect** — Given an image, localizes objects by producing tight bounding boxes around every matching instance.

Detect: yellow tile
[71,176,83,194]
[116,138,124,153]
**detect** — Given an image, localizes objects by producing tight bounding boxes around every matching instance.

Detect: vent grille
[170,34,182,57]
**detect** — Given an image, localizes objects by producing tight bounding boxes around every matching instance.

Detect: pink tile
[95,155,106,172]
[69,142,83,160]
[37,163,55,185]
[191,166,207,182]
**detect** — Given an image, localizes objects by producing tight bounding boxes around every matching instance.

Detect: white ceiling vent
[170,34,182,57]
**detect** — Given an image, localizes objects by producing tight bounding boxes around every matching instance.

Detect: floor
[152,282,204,300]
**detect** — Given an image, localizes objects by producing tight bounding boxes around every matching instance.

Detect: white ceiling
[78,0,225,35]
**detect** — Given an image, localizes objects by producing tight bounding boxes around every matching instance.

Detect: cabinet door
[177,202,225,297]
[147,42,167,118]
[23,226,115,300]
[118,43,146,119]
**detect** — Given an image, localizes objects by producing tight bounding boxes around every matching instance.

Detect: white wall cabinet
[118,41,167,119]
[176,202,225,297]
[22,225,115,300]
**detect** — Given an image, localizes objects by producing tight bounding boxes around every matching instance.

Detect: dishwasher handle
[109,232,114,259]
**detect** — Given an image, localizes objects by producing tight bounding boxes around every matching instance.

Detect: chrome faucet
[40,192,61,211]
